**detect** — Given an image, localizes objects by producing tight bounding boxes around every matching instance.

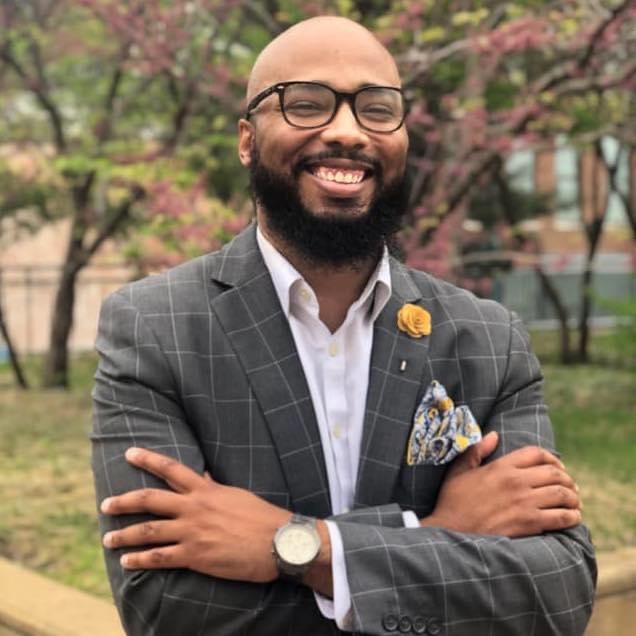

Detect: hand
[100,448,292,582]
[421,432,582,537]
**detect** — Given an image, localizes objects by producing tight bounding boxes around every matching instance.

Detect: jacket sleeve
[334,311,597,636]
[91,291,410,635]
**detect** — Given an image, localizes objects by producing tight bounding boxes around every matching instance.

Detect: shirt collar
[256,226,392,322]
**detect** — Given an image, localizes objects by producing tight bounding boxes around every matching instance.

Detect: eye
[286,100,323,111]
[285,100,329,118]
[360,104,396,121]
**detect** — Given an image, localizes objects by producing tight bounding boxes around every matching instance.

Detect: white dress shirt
[256,229,418,630]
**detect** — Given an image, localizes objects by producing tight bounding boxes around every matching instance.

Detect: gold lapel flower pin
[397,303,431,338]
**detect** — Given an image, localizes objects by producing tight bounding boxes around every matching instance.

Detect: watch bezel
[272,514,321,580]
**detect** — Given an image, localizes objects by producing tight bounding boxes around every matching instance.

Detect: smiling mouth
[309,166,367,184]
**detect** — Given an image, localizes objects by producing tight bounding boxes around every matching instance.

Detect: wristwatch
[272,513,321,582]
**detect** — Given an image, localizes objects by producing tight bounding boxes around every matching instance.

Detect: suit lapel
[207,226,331,518]
[355,259,433,508]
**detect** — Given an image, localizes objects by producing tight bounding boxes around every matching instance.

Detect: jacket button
[412,616,427,634]
[427,618,442,635]
[383,613,399,632]
[399,615,412,632]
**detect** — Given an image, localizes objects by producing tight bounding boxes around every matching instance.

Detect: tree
[2,0,634,387]
[0,0,256,386]
[378,0,634,364]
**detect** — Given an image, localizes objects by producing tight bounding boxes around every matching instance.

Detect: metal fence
[0,263,132,356]
[498,255,634,328]
[0,257,633,358]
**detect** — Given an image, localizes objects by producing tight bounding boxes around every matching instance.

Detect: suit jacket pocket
[394,463,448,518]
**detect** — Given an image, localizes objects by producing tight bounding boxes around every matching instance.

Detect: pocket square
[406,380,482,466]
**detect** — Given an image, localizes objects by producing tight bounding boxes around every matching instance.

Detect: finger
[125,448,203,493]
[525,464,576,490]
[447,432,499,477]
[536,508,583,533]
[120,545,186,570]
[507,446,565,470]
[103,519,180,549]
[101,487,183,517]
[531,484,580,511]
[477,431,499,461]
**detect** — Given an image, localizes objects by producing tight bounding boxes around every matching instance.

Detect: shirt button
[299,288,311,303]
[332,424,343,439]
[328,341,339,356]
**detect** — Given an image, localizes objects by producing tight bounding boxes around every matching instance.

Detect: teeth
[313,166,365,184]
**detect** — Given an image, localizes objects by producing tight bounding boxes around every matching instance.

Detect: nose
[319,101,370,149]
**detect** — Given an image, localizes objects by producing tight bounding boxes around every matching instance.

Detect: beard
[249,145,409,268]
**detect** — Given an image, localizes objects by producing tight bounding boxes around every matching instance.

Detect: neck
[258,214,380,333]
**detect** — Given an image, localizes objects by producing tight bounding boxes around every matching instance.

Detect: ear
[238,119,254,167]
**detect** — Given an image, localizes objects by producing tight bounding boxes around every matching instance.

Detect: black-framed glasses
[245,81,406,133]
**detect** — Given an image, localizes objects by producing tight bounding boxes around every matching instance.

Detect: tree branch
[243,1,283,36]
[1,40,67,151]
[577,0,632,71]
[86,184,145,258]
[96,43,132,145]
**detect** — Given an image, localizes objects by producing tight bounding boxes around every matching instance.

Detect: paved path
[586,591,636,635]
[1,547,635,635]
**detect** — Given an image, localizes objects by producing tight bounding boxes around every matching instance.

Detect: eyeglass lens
[282,83,403,132]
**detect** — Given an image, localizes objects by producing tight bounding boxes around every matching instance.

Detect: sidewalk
[0,558,123,636]
[1,547,635,636]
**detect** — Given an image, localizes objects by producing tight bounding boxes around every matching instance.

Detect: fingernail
[574,483,580,493]
[120,554,130,568]
[101,498,112,513]
[103,532,113,547]
[125,448,141,461]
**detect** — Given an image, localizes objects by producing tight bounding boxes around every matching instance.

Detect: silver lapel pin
[399,360,407,372]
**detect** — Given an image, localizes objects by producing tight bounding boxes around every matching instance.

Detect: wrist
[420,513,441,528]
[303,520,333,597]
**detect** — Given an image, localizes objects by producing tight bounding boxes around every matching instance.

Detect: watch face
[277,525,320,565]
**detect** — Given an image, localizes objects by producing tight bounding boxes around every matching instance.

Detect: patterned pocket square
[406,380,482,466]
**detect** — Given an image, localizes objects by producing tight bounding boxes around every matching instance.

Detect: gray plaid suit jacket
[92,223,596,635]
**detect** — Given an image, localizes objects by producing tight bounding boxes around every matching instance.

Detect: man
[92,16,596,636]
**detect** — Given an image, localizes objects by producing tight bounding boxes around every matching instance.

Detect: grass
[543,363,636,550]
[0,337,634,599]
[0,354,111,598]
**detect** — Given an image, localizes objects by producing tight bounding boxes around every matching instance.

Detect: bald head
[246,17,401,103]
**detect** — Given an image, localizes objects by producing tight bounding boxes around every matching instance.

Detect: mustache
[295,150,382,177]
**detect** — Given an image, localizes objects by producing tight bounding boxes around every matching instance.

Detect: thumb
[447,431,499,477]
[203,470,214,483]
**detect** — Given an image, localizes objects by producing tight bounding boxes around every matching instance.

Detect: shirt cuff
[402,510,420,528]
[313,520,354,631]
[313,513,418,630]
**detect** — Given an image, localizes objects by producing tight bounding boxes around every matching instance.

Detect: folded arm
[94,293,595,635]
[92,291,407,634]
[332,312,596,635]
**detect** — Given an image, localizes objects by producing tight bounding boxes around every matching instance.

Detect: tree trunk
[578,265,594,363]
[577,220,605,363]
[576,143,609,363]
[42,261,82,388]
[41,174,141,388]
[491,160,573,363]
[534,266,572,364]
[0,296,29,389]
